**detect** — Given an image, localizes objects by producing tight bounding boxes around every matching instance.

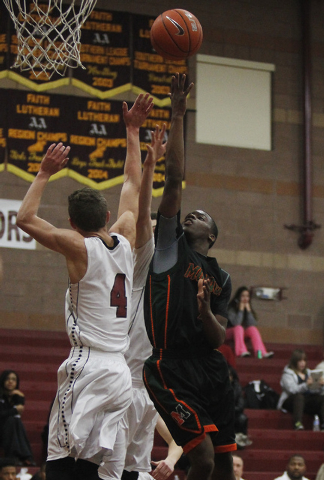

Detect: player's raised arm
[16,143,74,255]
[158,73,193,218]
[135,124,166,249]
[110,94,153,247]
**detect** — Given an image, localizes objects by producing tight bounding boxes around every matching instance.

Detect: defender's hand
[122,93,154,129]
[39,142,70,176]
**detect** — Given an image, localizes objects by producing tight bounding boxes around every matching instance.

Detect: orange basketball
[150,9,203,61]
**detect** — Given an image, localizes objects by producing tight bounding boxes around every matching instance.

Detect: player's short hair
[68,187,108,232]
[203,211,218,249]
[208,216,218,249]
[151,211,157,221]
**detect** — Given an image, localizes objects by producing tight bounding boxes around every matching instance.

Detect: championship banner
[67,96,127,189]
[6,90,70,181]
[0,2,8,77]
[6,2,70,90]
[132,14,188,107]
[71,9,131,98]
[139,106,187,196]
[0,89,6,172]
[139,106,170,196]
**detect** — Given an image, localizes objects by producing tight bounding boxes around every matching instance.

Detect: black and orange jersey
[144,212,231,352]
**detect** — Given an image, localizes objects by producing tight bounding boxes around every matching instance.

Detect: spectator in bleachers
[226,286,274,358]
[0,370,35,466]
[273,454,309,480]
[277,349,324,430]
[232,455,245,480]
[0,458,17,479]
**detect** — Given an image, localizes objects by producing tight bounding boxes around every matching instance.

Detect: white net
[3,0,97,78]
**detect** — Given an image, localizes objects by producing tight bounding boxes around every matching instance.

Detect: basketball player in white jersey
[16,93,154,480]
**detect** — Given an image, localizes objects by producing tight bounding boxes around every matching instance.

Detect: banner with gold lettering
[5,90,184,195]
[67,99,181,195]
[139,106,169,196]
[67,97,127,188]
[6,90,70,181]
[71,9,131,98]
[0,2,8,77]
[132,14,188,107]
[0,89,6,171]
[139,106,187,196]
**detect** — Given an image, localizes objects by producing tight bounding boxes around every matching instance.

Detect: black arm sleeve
[153,211,182,274]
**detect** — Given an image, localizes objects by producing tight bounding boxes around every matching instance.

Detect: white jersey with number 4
[65,234,133,353]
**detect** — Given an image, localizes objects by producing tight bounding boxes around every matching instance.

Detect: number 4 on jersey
[111,273,127,317]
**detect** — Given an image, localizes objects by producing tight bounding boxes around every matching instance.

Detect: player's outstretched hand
[146,123,167,165]
[151,459,174,480]
[197,278,212,320]
[123,92,154,129]
[169,72,194,118]
[40,142,70,176]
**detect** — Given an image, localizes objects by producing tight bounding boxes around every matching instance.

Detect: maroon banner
[67,96,127,188]
[139,106,171,195]
[6,90,71,180]
[139,106,186,196]
[4,89,180,195]
[71,9,131,97]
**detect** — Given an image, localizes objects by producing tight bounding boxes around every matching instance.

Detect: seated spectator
[232,455,245,480]
[277,349,324,430]
[228,365,252,449]
[226,286,274,358]
[0,458,17,480]
[273,454,309,480]
[0,370,35,466]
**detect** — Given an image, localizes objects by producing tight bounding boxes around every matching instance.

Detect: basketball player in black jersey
[143,73,236,480]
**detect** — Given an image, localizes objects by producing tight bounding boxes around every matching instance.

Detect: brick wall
[1,0,323,346]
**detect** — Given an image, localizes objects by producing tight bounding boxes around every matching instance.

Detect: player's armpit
[109,210,136,248]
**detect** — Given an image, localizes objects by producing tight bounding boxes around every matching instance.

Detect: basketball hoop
[3,0,97,79]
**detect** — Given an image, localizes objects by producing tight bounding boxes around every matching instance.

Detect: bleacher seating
[1,330,323,479]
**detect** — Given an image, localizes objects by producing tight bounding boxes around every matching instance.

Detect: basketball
[150,9,203,61]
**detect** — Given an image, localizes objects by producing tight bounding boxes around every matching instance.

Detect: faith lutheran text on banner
[71,9,131,98]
